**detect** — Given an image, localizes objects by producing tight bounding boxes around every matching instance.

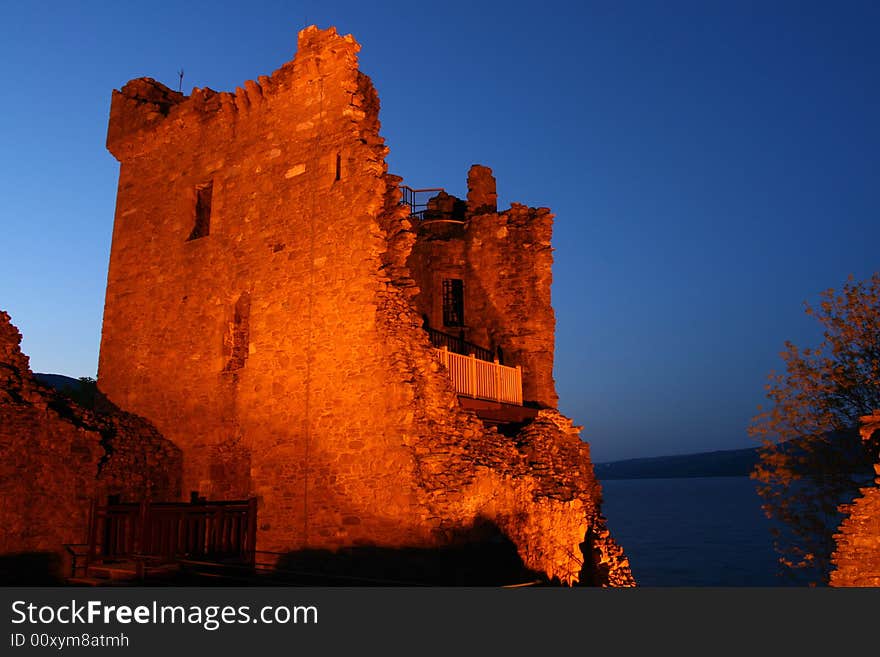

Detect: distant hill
[34,373,103,410]
[33,373,84,393]
[594,446,760,480]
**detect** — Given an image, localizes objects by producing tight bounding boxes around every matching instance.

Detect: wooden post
[515,365,522,405]
[469,353,477,398]
[247,497,258,566]
[137,500,148,556]
[86,498,98,569]
[493,358,501,402]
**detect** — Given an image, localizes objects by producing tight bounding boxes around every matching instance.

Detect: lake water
[600,476,799,586]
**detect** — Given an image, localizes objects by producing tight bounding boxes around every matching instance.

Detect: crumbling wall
[0,312,102,561]
[94,404,183,503]
[407,165,557,407]
[98,26,633,585]
[829,411,880,586]
[377,186,633,584]
[0,310,181,569]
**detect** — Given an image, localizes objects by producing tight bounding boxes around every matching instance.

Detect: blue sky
[1,1,877,462]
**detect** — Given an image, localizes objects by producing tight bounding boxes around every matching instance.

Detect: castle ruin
[94,25,632,585]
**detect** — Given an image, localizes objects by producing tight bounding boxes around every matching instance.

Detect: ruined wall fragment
[829,411,880,586]
[375,184,632,584]
[0,311,181,576]
[0,312,101,565]
[407,165,558,407]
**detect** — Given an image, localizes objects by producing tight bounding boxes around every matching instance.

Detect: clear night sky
[1,1,877,462]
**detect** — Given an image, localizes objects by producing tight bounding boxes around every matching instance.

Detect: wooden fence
[434,347,522,405]
[86,498,257,568]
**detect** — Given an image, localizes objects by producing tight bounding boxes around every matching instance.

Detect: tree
[750,273,880,584]
[60,376,101,411]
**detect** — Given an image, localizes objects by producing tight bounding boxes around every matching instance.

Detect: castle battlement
[107,26,372,162]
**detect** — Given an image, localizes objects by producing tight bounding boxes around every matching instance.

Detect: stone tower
[98,25,633,585]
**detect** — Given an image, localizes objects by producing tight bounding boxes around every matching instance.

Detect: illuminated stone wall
[0,311,181,567]
[407,165,558,408]
[829,412,880,587]
[100,26,432,553]
[98,26,632,585]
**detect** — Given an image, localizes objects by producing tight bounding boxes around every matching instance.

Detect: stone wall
[0,311,181,573]
[372,206,632,582]
[407,165,557,407]
[100,26,432,553]
[829,411,880,586]
[0,311,101,562]
[97,26,633,585]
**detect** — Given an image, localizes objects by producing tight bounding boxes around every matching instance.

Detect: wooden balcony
[434,347,522,406]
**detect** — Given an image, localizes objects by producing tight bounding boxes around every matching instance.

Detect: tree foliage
[750,273,880,584]
[60,376,100,410]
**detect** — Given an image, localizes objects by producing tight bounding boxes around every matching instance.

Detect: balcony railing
[399,185,445,221]
[434,347,522,406]
[426,327,496,362]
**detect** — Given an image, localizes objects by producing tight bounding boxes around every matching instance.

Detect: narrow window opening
[335,153,341,181]
[442,279,464,327]
[188,181,213,240]
[224,292,250,371]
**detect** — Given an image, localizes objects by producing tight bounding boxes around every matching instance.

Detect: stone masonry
[97,25,633,585]
[0,310,181,574]
[408,165,557,408]
[829,411,880,586]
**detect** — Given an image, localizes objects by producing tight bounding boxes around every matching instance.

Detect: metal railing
[434,347,522,405]
[426,327,496,362]
[399,185,445,220]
